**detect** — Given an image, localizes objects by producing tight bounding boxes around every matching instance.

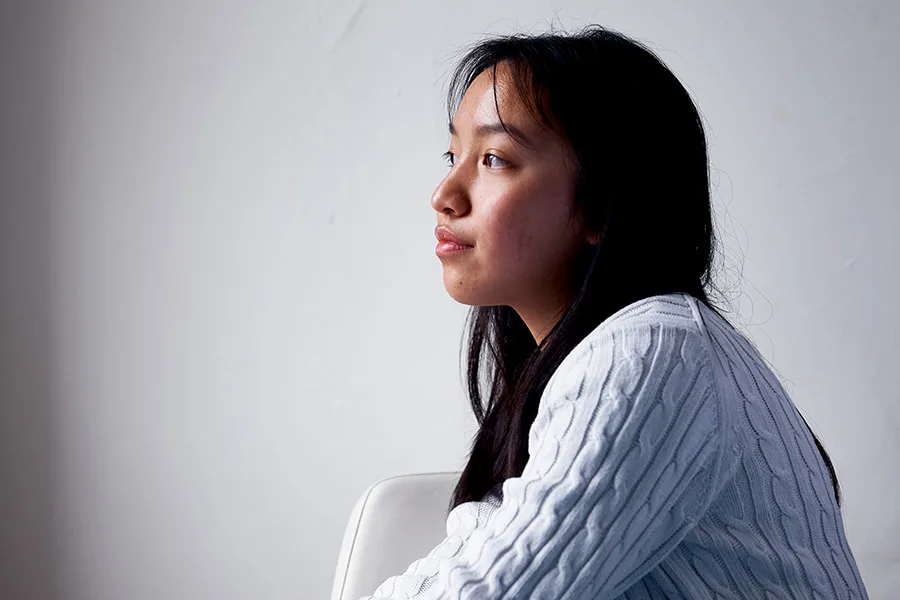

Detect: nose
[431,168,470,217]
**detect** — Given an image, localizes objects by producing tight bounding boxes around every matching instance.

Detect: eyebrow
[448,120,535,148]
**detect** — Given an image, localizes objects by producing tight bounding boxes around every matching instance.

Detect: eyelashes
[442,151,509,169]
[442,151,454,166]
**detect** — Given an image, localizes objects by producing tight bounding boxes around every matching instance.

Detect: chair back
[330,472,460,600]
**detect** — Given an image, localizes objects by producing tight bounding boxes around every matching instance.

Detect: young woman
[363,25,868,599]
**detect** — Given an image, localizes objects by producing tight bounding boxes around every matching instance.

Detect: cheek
[475,168,579,278]
[481,205,531,264]
[485,204,566,274]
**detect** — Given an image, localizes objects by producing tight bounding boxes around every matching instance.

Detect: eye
[442,151,455,167]
[483,153,509,168]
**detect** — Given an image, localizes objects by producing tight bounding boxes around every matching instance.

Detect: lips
[434,225,474,258]
[434,225,473,247]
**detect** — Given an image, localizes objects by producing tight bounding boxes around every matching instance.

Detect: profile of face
[431,62,592,340]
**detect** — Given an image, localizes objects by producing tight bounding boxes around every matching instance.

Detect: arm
[363,322,727,599]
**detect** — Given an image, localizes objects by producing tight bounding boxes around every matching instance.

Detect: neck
[515,299,569,347]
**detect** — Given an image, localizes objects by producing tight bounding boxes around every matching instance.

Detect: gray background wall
[1,1,897,598]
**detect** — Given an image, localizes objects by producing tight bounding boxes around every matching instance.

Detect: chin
[441,272,502,306]
[445,289,479,305]
[442,272,479,305]
[443,282,475,305]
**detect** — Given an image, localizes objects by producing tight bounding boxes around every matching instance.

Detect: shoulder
[554,293,712,385]
[534,293,738,509]
[535,296,722,436]
[598,292,705,338]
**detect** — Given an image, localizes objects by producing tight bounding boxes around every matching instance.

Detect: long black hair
[445,25,841,509]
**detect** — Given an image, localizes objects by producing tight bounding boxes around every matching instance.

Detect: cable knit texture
[361,294,868,599]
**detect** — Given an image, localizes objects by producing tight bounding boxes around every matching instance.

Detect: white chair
[331,472,461,600]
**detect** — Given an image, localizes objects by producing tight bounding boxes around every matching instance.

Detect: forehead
[449,65,546,147]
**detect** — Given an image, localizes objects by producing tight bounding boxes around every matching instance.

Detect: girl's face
[431,62,589,341]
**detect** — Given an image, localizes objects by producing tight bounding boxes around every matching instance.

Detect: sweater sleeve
[361,321,727,600]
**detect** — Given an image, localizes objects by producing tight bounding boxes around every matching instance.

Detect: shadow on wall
[0,2,61,599]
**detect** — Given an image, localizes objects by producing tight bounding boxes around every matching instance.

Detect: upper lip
[435,225,473,247]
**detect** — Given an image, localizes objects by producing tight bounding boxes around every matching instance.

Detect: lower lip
[435,241,473,257]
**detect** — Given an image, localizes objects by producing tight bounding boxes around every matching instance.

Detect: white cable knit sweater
[363,293,868,599]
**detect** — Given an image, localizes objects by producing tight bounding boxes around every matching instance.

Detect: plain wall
[1,1,897,598]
